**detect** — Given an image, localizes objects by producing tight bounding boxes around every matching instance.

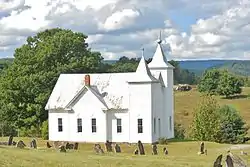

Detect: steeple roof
[148,37,174,69]
[127,50,158,83]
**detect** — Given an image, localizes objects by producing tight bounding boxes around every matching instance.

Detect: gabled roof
[148,40,174,69]
[127,56,158,83]
[65,85,109,110]
[45,73,133,110]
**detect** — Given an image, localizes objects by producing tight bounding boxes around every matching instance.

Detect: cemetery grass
[175,86,250,134]
[1,137,250,167]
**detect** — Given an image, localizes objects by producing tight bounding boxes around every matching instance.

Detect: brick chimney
[85,74,90,86]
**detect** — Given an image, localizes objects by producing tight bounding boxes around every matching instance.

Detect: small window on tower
[58,118,63,132]
[153,118,156,134]
[169,116,172,131]
[92,118,97,133]
[117,119,122,133]
[138,119,143,133]
[77,118,82,132]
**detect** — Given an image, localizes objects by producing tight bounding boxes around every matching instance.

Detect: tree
[197,69,221,95]
[107,56,139,73]
[190,94,221,141]
[217,71,242,98]
[198,69,242,98]
[216,105,248,144]
[0,28,103,136]
[190,95,248,143]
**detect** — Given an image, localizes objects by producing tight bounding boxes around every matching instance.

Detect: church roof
[64,85,109,110]
[148,40,174,69]
[45,73,134,110]
[127,55,158,83]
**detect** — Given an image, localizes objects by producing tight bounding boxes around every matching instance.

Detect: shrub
[174,123,185,139]
[215,105,249,144]
[19,126,40,137]
[190,94,221,141]
[190,95,248,144]
[158,137,168,145]
[41,120,48,140]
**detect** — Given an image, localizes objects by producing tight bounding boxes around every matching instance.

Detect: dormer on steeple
[148,32,174,69]
[128,48,157,83]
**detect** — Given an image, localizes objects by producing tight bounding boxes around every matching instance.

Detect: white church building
[45,39,175,144]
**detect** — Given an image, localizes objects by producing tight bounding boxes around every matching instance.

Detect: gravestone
[74,142,78,150]
[59,145,66,152]
[105,140,112,152]
[152,144,158,155]
[137,140,145,155]
[53,141,60,149]
[199,142,205,154]
[213,154,222,167]
[30,139,37,149]
[94,144,104,154]
[66,142,74,149]
[229,153,247,167]
[225,155,234,167]
[163,147,168,155]
[114,144,121,153]
[47,142,52,148]
[8,135,13,146]
[16,140,26,149]
[134,149,138,155]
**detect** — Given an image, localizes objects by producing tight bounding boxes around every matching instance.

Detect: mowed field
[0,87,250,167]
[175,86,250,134]
[0,137,250,167]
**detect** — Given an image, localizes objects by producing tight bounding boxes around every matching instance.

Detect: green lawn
[0,137,249,167]
[1,87,250,166]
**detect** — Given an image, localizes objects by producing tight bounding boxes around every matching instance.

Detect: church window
[169,116,172,131]
[92,118,97,133]
[117,119,122,133]
[77,118,82,132]
[153,118,156,134]
[58,118,63,132]
[138,119,143,133]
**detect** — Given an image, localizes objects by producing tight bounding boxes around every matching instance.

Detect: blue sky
[0,0,250,60]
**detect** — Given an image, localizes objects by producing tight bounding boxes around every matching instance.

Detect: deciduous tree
[0,28,103,136]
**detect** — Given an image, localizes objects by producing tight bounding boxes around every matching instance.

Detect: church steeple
[128,48,157,83]
[148,31,174,69]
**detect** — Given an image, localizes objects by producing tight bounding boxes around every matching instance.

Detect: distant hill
[178,60,235,76]
[0,58,13,70]
[0,58,249,76]
[178,60,250,76]
[209,61,250,76]
[103,59,250,76]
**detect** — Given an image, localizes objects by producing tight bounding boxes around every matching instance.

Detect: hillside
[210,61,250,76]
[174,87,250,135]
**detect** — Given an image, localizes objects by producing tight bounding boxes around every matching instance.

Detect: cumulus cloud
[165,0,250,60]
[0,0,250,60]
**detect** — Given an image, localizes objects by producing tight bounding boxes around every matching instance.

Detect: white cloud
[103,9,140,31]
[0,0,250,60]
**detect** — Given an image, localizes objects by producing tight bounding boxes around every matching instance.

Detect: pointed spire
[148,32,174,69]
[136,49,150,74]
[127,48,158,83]
[157,30,162,44]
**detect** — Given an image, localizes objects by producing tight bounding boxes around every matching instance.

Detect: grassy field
[0,137,250,167]
[175,86,250,134]
[0,87,250,166]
